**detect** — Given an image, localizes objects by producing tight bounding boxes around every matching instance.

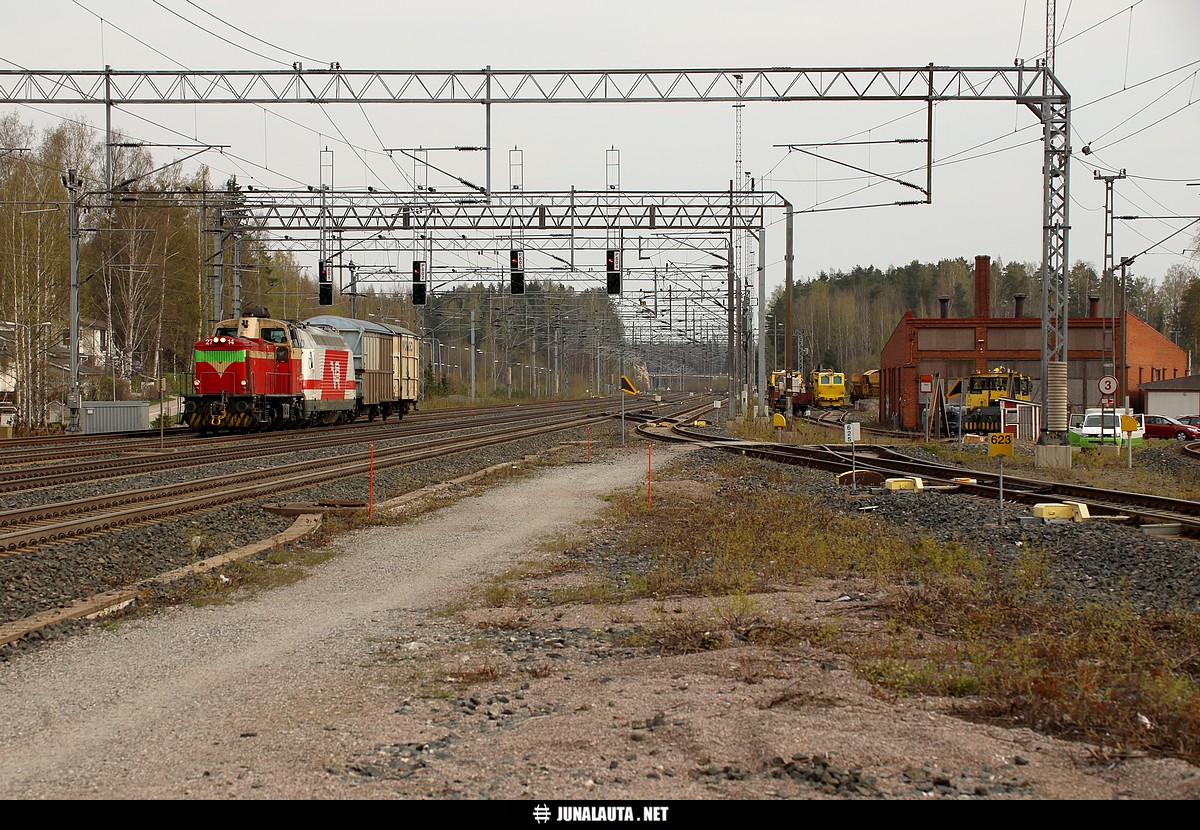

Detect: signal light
[509,248,524,295]
[318,259,333,306]
[412,260,427,305]
[606,249,621,296]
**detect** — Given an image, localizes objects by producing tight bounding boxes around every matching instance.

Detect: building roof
[1139,374,1200,392]
[304,315,415,337]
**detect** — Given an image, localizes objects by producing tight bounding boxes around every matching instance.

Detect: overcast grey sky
[3,0,1198,305]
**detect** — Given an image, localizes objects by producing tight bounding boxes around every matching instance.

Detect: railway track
[798,408,916,440]
[0,397,620,468]
[1182,440,1200,463]
[638,417,1200,538]
[0,398,633,492]
[0,395,709,647]
[0,409,612,554]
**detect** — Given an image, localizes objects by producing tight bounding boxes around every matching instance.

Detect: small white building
[1139,375,1200,418]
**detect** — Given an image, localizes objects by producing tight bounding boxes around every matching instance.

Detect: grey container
[79,400,151,434]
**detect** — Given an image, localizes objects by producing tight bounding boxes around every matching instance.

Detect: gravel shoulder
[1,440,1198,801]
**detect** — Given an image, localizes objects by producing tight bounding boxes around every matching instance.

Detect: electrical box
[1033,503,1074,520]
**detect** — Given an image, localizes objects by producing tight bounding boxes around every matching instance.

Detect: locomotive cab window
[261,327,288,344]
[214,326,238,338]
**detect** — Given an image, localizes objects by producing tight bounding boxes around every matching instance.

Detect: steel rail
[0,411,613,554]
[651,424,1200,536]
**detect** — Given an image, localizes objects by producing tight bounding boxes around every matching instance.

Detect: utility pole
[1096,169,1126,403]
[232,232,242,319]
[1045,0,1056,74]
[210,209,224,329]
[726,230,735,420]
[733,73,746,415]
[65,170,81,433]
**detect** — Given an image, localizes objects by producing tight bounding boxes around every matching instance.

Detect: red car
[1140,414,1200,441]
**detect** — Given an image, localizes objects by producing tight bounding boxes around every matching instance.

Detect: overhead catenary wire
[180,0,327,65]
[148,0,416,192]
[15,2,417,194]
[150,1,291,67]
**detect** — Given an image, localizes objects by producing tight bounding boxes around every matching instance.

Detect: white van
[1072,408,1144,443]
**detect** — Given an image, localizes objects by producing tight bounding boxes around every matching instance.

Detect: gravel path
[0,442,688,799]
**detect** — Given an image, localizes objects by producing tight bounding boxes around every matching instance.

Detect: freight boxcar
[304,316,421,421]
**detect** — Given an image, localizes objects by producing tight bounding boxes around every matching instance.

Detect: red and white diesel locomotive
[182,307,420,433]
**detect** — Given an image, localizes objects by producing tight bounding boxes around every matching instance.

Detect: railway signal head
[509,248,525,295]
[412,259,427,305]
[606,249,621,295]
[318,259,333,306]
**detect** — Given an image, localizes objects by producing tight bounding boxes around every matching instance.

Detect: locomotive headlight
[240,380,247,387]
[193,379,200,387]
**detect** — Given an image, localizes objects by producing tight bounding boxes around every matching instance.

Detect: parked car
[1140,414,1200,440]
[1176,415,1200,427]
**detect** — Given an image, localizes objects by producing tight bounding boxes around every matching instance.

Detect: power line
[1087,69,1198,146]
[1022,0,1145,65]
[1119,217,1200,267]
[150,0,289,67]
[69,0,187,69]
[182,0,327,65]
[1097,97,1199,152]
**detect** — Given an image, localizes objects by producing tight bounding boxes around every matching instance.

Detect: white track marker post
[647,441,653,509]
[369,442,375,520]
[998,454,1004,526]
[843,421,861,491]
[989,432,1013,526]
[158,372,165,450]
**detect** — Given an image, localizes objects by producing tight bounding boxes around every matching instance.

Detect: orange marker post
[369,442,375,520]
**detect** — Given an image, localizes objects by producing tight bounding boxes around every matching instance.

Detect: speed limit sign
[1098,375,1118,396]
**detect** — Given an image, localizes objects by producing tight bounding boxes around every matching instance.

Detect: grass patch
[727,415,857,446]
[863,575,1200,760]
[135,542,341,612]
[572,452,1200,764]
[923,442,1200,501]
[727,414,920,447]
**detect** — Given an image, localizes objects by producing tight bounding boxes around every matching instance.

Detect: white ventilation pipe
[1045,361,1069,432]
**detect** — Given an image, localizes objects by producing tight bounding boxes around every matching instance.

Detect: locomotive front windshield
[214,326,239,338]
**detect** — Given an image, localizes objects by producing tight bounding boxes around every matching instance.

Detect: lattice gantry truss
[3,64,1071,433]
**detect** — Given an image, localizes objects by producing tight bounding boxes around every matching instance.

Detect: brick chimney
[974,255,991,318]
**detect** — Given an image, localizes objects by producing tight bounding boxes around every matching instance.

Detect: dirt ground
[0,443,1198,801]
